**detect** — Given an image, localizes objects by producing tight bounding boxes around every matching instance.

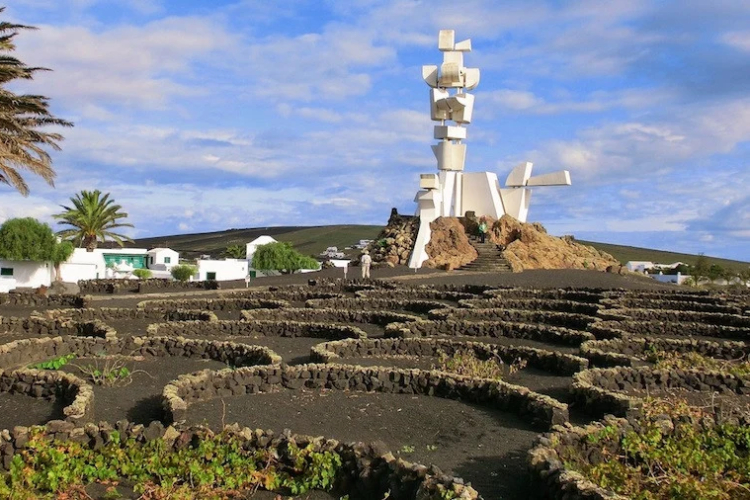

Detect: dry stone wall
[572,365,750,417]
[580,337,750,368]
[138,297,290,311]
[311,338,589,375]
[305,298,451,315]
[458,297,601,316]
[163,363,569,430]
[589,319,750,341]
[429,308,599,330]
[484,288,606,303]
[148,320,367,340]
[0,293,88,308]
[0,369,92,425]
[385,320,594,346]
[241,308,421,326]
[600,308,750,327]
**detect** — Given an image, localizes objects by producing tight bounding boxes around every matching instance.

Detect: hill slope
[131,224,748,271]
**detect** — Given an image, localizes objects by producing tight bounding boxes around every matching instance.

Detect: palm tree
[0,9,73,196]
[54,190,134,251]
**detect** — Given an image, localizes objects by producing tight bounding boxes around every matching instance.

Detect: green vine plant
[0,428,343,499]
[72,354,153,387]
[557,397,750,500]
[29,354,76,371]
[645,349,750,377]
[433,349,527,380]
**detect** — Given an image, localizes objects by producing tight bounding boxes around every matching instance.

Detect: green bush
[0,428,342,498]
[560,398,750,499]
[170,264,196,282]
[132,269,152,279]
[252,242,318,274]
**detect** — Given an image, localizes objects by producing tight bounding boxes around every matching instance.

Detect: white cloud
[13,16,234,110]
[721,31,750,52]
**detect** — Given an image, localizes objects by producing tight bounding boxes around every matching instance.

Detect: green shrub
[30,354,76,370]
[559,398,750,499]
[132,269,152,279]
[252,242,318,274]
[0,428,342,498]
[170,264,196,282]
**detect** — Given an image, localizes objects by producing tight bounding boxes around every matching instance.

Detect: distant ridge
[130,224,749,271]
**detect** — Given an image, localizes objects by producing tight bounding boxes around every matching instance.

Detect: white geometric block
[498,187,531,222]
[526,170,571,186]
[438,30,455,51]
[443,51,464,67]
[464,68,480,90]
[420,174,439,190]
[430,88,450,121]
[439,62,462,87]
[431,142,466,171]
[422,65,438,88]
[434,125,467,140]
[505,162,533,187]
[454,39,472,51]
[446,93,474,123]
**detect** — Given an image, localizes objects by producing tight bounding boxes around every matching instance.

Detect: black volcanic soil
[186,389,540,500]
[60,356,227,424]
[0,392,65,429]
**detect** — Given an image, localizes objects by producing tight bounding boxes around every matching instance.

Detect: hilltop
[130,224,749,272]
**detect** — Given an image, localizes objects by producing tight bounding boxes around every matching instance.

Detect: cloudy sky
[4,0,750,261]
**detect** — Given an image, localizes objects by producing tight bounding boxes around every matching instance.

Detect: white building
[196,259,248,282]
[625,261,654,273]
[246,235,278,263]
[0,260,54,292]
[147,248,179,271]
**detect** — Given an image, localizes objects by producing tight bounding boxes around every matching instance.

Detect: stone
[423,217,477,270]
[487,215,620,272]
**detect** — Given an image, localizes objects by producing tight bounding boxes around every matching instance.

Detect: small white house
[0,260,54,292]
[246,235,278,263]
[625,261,654,273]
[196,259,248,281]
[147,248,179,271]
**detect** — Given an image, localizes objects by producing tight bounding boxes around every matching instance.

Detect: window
[206,272,216,280]
[0,268,13,277]
[164,257,171,264]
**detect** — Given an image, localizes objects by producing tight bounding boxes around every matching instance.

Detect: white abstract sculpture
[408,30,572,269]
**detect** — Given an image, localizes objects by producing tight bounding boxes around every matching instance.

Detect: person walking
[360,250,372,279]
[478,218,488,244]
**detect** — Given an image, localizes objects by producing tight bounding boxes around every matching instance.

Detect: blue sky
[4,0,750,261]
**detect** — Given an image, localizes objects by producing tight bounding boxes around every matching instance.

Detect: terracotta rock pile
[423,217,477,270]
[488,215,620,272]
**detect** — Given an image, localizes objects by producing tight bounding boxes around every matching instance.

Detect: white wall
[147,249,179,270]
[59,262,98,283]
[68,248,107,279]
[196,259,248,281]
[0,260,53,289]
[652,273,691,285]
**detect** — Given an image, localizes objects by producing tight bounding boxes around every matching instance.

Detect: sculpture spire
[408,30,572,269]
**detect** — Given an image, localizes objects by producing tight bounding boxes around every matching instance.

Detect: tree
[54,190,134,251]
[170,264,196,282]
[252,242,318,274]
[133,268,152,279]
[0,10,73,196]
[690,254,711,284]
[224,244,246,259]
[0,217,73,280]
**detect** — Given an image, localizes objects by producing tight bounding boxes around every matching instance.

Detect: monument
[408,30,572,269]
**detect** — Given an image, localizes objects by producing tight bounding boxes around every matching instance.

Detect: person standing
[478,218,488,244]
[360,250,372,279]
